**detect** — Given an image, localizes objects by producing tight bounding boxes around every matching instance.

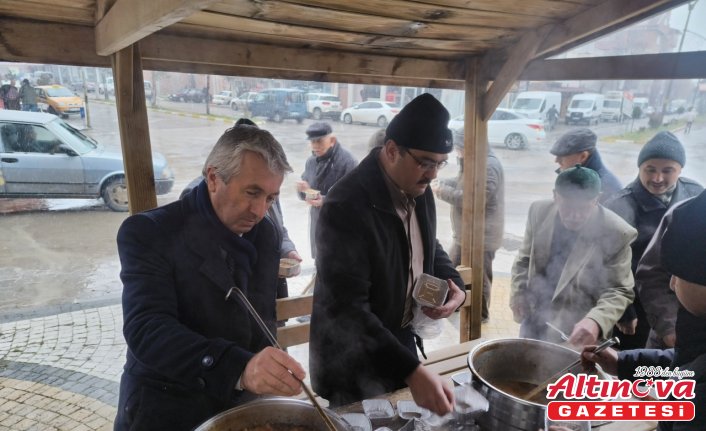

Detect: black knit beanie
[386,93,453,154]
[637,131,685,167]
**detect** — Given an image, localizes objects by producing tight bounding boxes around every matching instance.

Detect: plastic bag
[410,302,443,339]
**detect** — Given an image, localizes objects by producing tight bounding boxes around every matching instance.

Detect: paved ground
[0,271,520,431]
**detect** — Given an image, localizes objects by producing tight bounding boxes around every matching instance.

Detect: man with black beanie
[310,94,465,414]
[582,189,706,431]
[604,131,702,350]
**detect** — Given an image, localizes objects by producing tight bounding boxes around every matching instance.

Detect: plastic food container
[304,189,320,200]
[412,273,448,308]
[362,399,395,426]
[278,258,300,277]
[396,400,431,421]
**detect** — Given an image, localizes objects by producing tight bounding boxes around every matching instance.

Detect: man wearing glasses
[310,94,466,415]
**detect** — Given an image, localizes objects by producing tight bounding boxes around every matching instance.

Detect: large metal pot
[194,397,351,431]
[467,338,580,431]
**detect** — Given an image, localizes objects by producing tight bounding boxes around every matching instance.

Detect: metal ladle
[522,337,619,402]
[226,286,337,431]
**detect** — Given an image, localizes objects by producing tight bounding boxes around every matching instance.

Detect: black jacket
[114,182,281,431]
[299,141,357,258]
[583,150,622,204]
[309,148,463,405]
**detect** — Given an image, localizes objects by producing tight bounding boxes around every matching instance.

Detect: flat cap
[555,164,601,199]
[550,128,597,156]
[306,122,333,139]
[661,190,706,286]
[638,131,685,167]
[386,93,453,154]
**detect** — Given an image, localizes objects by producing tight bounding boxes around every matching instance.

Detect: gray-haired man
[115,125,305,431]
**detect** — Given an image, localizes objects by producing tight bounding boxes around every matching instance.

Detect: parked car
[230,92,258,111]
[249,88,307,123]
[448,108,545,150]
[168,88,207,103]
[306,93,342,120]
[35,85,84,118]
[340,100,400,127]
[0,111,174,211]
[212,90,233,105]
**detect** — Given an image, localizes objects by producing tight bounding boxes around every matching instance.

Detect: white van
[633,97,649,118]
[566,93,604,126]
[511,91,562,121]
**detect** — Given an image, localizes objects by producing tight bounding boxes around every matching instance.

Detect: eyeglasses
[400,147,448,172]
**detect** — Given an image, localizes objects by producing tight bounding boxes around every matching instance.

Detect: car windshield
[51,119,98,154]
[604,100,621,108]
[322,96,340,102]
[46,87,76,97]
[513,98,542,110]
[571,100,594,109]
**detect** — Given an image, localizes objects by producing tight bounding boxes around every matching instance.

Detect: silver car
[0,111,174,211]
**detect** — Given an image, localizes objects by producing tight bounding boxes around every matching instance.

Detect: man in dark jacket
[310,94,466,415]
[434,130,504,322]
[114,125,305,431]
[582,190,706,431]
[550,128,622,203]
[604,131,703,350]
[296,121,357,259]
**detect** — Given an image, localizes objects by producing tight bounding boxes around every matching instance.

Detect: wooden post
[112,43,158,214]
[459,57,488,342]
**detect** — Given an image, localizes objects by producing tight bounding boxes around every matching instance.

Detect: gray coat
[299,141,357,258]
[435,151,505,253]
[510,200,637,342]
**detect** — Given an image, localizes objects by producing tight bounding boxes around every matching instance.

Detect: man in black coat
[604,131,703,350]
[550,128,622,204]
[296,122,357,259]
[114,125,305,431]
[310,94,466,415]
[582,190,706,431]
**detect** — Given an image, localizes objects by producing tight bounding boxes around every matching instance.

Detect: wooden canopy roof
[1,0,701,91]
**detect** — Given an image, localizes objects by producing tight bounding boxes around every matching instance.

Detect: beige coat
[510,200,637,343]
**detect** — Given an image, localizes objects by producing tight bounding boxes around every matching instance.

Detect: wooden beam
[536,0,689,58]
[112,44,157,214]
[517,51,706,81]
[139,33,465,82]
[0,19,111,67]
[276,295,313,321]
[181,12,497,53]
[142,59,466,90]
[96,0,220,55]
[481,25,551,121]
[208,0,516,40]
[459,58,488,342]
[284,0,555,28]
[0,0,94,25]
